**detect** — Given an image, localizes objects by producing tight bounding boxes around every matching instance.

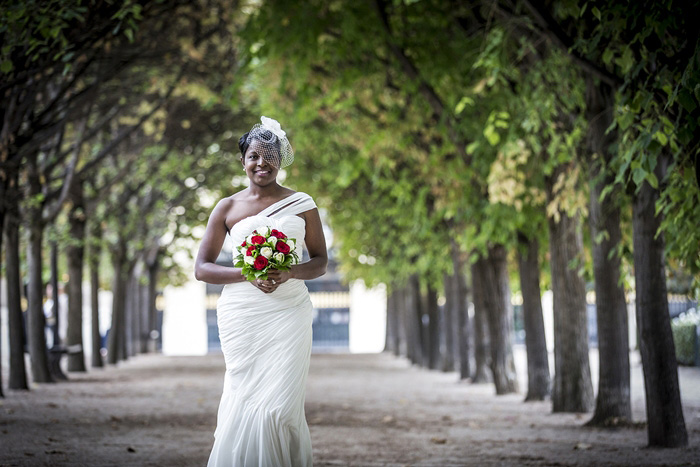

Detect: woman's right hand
[251,278,276,294]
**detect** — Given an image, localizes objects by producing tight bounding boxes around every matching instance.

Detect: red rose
[240,240,247,247]
[253,255,268,270]
[251,235,266,245]
[246,245,256,256]
[271,229,287,239]
[275,241,291,254]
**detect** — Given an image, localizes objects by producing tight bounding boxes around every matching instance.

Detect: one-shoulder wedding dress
[208,192,316,467]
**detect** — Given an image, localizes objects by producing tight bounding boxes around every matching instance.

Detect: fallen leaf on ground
[430,437,447,444]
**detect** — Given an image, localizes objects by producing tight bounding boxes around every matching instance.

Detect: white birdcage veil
[239,116,294,169]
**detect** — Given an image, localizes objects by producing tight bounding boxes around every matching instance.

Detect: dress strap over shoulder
[260,192,316,219]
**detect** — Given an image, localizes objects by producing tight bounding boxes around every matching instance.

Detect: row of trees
[1,0,697,453]
[239,0,699,448]
[0,0,246,392]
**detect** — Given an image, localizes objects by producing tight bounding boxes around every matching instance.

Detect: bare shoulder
[214,196,235,213]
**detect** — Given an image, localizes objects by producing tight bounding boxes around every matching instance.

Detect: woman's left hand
[264,269,292,292]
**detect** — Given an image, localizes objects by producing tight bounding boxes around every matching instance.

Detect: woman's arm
[194,199,247,284]
[265,208,327,288]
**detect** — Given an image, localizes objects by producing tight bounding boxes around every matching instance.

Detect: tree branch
[520,0,621,88]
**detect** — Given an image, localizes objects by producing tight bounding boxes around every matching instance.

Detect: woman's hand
[251,269,292,294]
[266,269,292,290]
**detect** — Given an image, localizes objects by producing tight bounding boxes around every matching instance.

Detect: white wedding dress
[208,192,316,467]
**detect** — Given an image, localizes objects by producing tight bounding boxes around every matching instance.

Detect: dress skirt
[207,279,313,467]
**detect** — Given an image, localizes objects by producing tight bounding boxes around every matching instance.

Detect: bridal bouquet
[233,226,299,281]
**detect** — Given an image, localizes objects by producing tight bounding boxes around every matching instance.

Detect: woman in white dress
[194,117,327,466]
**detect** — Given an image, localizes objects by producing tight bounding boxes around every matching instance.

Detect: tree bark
[477,245,518,394]
[471,259,491,383]
[425,284,440,370]
[584,77,631,425]
[26,215,53,383]
[633,175,688,447]
[139,271,150,354]
[146,259,159,353]
[0,210,4,397]
[546,164,594,413]
[4,211,29,390]
[25,159,53,383]
[89,220,103,368]
[517,232,551,401]
[407,274,423,366]
[441,273,455,372]
[384,288,397,353]
[126,268,140,358]
[107,242,128,364]
[66,183,87,372]
[48,241,67,381]
[453,251,470,380]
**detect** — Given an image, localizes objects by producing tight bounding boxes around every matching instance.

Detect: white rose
[287,239,295,250]
[256,226,270,237]
[246,234,254,244]
[260,247,273,259]
[267,236,278,246]
[244,255,255,265]
[273,252,285,263]
[260,116,286,139]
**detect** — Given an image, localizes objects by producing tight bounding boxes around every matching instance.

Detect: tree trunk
[425,284,440,370]
[66,184,87,372]
[403,283,415,362]
[146,259,159,353]
[26,215,53,383]
[126,268,139,358]
[584,77,631,425]
[48,241,67,381]
[49,241,61,349]
[25,158,53,383]
[517,232,551,401]
[546,164,594,413]
[4,211,29,390]
[453,251,470,380]
[108,243,128,364]
[89,220,103,368]
[633,175,688,447]
[478,245,518,394]
[384,288,397,353]
[471,259,491,383]
[441,273,455,372]
[0,209,4,397]
[407,274,423,366]
[139,271,150,354]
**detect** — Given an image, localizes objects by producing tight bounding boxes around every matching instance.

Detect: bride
[194,116,327,466]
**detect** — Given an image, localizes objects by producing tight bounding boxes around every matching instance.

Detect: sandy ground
[0,348,698,466]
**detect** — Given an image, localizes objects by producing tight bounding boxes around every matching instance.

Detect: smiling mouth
[255,170,270,176]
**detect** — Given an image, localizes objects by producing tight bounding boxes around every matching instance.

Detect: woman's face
[241,139,280,186]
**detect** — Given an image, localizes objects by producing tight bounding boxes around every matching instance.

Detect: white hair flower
[260,116,286,139]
